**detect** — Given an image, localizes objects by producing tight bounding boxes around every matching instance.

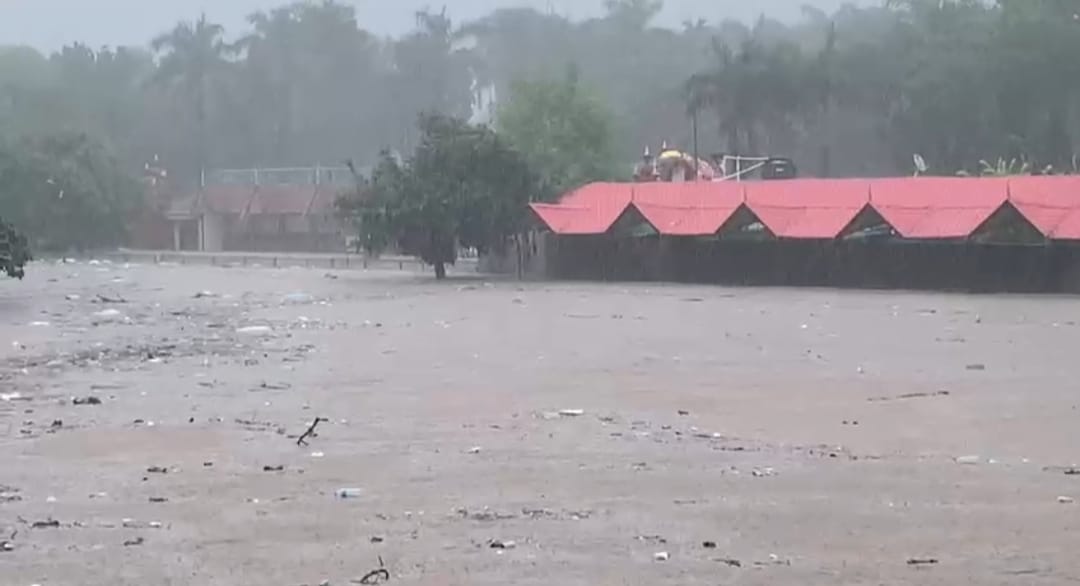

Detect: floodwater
[2,260,1079,585]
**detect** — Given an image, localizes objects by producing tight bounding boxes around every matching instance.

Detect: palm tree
[151,14,233,181]
[240,8,299,165]
[687,41,743,155]
[687,37,806,158]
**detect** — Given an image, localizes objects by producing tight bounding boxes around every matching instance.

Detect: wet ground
[1,260,1079,585]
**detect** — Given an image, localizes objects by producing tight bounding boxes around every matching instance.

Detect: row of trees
[5,1,1078,181]
[685,0,1080,176]
[0,3,485,186]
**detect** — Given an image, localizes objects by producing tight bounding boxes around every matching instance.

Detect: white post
[173,222,181,251]
[197,216,205,252]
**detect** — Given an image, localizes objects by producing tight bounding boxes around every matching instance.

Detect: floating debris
[335,488,362,499]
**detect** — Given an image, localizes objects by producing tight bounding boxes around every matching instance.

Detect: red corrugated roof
[631,181,745,235]
[558,182,632,208]
[530,183,633,234]
[1007,176,1080,238]
[533,178,1047,239]
[249,184,318,216]
[1046,209,1080,240]
[530,204,626,234]
[870,177,1009,238]
[745,179,871,238]
[203,185,257,215]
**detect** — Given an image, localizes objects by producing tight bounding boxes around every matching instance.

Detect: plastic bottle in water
[335,488,362,499]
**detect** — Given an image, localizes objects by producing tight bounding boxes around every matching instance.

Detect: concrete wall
[223,231,344,253]
[201,213,226,252]
[545,235,1080,293]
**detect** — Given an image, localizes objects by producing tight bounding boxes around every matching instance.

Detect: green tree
[240,1,384,166]
[0,216,30,279]
[498,70,617,197]
[338,114,540,279]
[0,46,63,139]
[0,133,142,251]
[49,44,155,159]
[336,154,400,256]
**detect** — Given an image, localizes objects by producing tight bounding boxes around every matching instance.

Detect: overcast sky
[1,0,872,51]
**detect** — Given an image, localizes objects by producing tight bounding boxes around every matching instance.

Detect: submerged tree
[338,114,541,279]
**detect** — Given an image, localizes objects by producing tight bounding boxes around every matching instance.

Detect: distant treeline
[0,0,1077,186]
[0,0,1076,267]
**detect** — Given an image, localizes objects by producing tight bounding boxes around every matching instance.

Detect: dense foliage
[3,0,1078,183]
[0,216,30,279]
[0,134,142,252]
[339,114,541,279]
[498,69,619,195]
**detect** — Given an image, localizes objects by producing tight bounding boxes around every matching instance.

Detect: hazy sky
[1,0,870,51]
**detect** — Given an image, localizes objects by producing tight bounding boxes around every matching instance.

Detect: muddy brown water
[2,260,1079,585]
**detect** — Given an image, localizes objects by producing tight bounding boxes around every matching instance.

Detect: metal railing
[205,166,355,187]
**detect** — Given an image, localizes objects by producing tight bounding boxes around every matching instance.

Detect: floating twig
[869,391,950,403]
[297,417,329,446]
[356,556,390,584]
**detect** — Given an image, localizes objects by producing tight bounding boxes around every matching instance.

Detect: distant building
[163,167,351,253]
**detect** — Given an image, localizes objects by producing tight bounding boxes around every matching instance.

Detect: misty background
[3,1,869,49]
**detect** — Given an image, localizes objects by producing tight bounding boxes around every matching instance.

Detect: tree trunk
[434,261,447,280]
